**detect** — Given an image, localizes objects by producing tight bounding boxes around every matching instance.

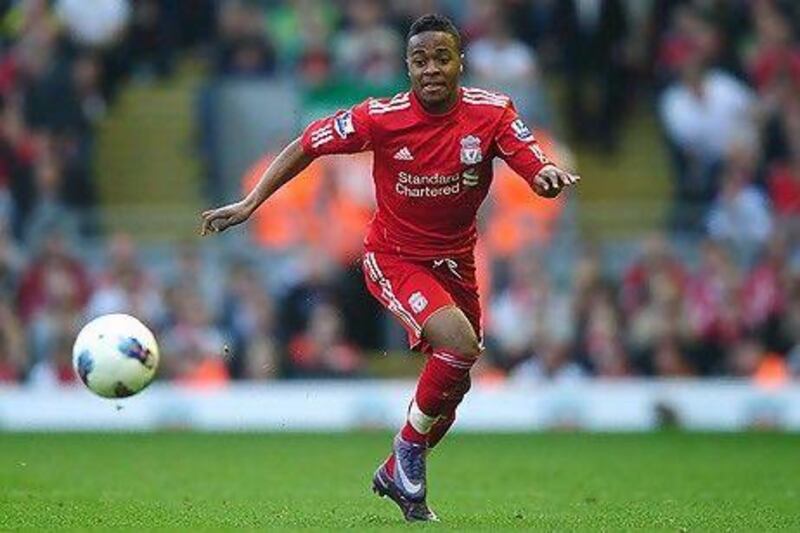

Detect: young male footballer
[201,14,580,522]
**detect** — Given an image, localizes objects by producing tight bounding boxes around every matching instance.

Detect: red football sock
[427,412,455,448]
[399,350,475,445]
[428,375,471,448]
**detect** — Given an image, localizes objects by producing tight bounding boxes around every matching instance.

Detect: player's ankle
[400,423,428,445]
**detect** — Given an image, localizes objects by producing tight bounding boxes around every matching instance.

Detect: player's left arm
[495,104,580,198]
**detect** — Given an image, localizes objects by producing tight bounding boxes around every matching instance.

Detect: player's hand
[532,165,581,198]
[200,200,253,236]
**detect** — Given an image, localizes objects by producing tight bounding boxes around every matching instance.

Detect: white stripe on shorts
[363,252,422,336]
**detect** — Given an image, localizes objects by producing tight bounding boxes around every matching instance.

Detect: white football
[72,313,159,398]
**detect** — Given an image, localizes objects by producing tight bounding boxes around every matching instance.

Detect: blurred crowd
[0,0,799,386]
[488,232,800,382]
[656,0,800,246]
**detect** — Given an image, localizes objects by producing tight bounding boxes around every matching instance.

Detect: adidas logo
[393,147,414,161]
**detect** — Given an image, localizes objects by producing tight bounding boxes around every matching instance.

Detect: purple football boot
[372,435,438,522]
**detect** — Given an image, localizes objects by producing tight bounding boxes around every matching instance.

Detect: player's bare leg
[373,306,481,521]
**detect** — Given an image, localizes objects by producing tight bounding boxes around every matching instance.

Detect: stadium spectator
[24,242,87,386]
[332,0,403,85]
[218,259,279,379]
[620,233,687,318]
[488,251,572,371]
[553,0,630,150]
[0,95,38,238]
[747,1,800,167]
[622,235,690,374]
[746,1,800,96]
[728,336,762,377]
[741,233,790,351]
[567,250,629,377]
[707,139,773,259]
[510,341,586,383]
[126,0,177,78]
[651,338,695,377]
[161,285,229,387]
[464,3,544,124]
[465,4,537,86]
[23,148,80,247]
[277,247,341,346]
[55,0,130,48]
[265,0,338,77]
[784,279,800,375]
[214,0,276,77]
[684,240,744,374]
[0,299,25,382]
[85,233,165,328]
[574,281,629,377]
[659,43,757,232]
[651,4,723,87]
[17,229,90,325]
[288,300,363,378]
[69,53,107,128]
[767,111,800,221]
[164,242,218,315]
[0,215,24,299]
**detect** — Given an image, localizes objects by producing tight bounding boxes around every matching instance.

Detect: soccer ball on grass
[72,313,159,398]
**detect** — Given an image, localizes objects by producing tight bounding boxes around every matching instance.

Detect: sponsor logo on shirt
[333,110,355,138]
[460,135,482,165]
[511,118,534,142]
[395,171,461,198]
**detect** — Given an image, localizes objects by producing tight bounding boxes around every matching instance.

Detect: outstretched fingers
[200,208,227,236]
[535,167,581,190]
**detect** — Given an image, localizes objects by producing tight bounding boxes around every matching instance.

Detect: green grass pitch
[2,432,798,530]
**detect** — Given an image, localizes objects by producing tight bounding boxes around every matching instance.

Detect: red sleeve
[300,100,372,157]
[494,102,551,186]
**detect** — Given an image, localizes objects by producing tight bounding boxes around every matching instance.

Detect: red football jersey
[300,87,551,259]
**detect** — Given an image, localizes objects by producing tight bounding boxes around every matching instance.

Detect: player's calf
[427,375,471,448]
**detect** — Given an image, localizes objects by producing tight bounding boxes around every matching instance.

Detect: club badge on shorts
[460,135,482,165]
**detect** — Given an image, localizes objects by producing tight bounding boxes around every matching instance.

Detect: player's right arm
[200,101,372,235]
[200,138,312,235]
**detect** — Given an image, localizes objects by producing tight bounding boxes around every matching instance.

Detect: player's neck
[417,88,460,115]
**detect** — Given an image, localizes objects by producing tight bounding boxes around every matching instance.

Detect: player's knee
[424,306,483,359]
[452,332,482,360]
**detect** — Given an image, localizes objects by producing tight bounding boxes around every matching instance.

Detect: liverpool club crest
[460,135,482,165]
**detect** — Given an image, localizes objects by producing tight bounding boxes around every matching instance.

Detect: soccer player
[201,14,580,522]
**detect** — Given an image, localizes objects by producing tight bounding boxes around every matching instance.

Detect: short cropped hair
[406,14,462,52]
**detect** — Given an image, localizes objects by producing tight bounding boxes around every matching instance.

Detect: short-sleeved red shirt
[301,87,550,259]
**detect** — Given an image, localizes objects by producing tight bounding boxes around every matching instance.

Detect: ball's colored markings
[76,351,94,385]
[113,382,135,398]
[118,337,154,369]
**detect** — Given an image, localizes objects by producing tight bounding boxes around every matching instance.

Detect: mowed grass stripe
[1,432,798,530]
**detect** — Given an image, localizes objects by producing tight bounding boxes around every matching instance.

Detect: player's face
[406,31,461,113]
